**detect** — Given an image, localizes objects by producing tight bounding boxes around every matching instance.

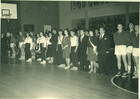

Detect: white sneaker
[58,65,62,68]
[46,58,50,61]
[70,67,75,70]
[88,70,93,74]
[73,67,78,70]
[19,57,25,60]
[65,66,70,69]
[26,58,32,62]
[132,74,138,79]
[37,58,42,61]
[21,56,25,60]
[18,57,22,60]
[48,61,53,63]
[58,64,63,68]
[58,64,65,68]
[61,64,66,68]
[40,60,46,64]
[71,67,78,71]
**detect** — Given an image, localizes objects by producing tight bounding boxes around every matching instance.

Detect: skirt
[87,47,98,61]
[63,46,70,58]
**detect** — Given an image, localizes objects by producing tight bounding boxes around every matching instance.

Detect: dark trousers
[98,52,110,75]
[1,47,8,63]
[35,44,41,60]
[71,46,78,67]
[46,45,52,57]
[52,44,57,65]
[57,44,64,65]
[25,43,31,60]
[35,53,41,60]
[79,50,87,70]
[40,44,46,61]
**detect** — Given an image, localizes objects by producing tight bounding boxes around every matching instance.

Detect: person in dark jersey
[114,24,130,77]
[131,25,139,79]
[127,23,135,74]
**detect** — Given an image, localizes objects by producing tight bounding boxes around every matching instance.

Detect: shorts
[127,46,133,53]
[115,45,127,55]
[19,42,24,48]
[132,48,139,57]
[10,43,15,48]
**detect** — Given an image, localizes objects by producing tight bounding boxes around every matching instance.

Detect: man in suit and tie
[97,27,111,75]
[78,29,88,71]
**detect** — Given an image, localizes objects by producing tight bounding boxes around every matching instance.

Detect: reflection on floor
[112,75,138,94]
[0,58,138,99]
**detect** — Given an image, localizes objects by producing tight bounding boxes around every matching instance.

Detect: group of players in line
[1,23,139,79]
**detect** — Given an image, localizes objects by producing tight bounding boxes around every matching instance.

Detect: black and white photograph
[0,0,139,99]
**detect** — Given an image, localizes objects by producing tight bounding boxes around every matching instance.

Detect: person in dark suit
[50,29,58,65]
[97,27,111,75]
[1,33,8,63]
[78,29,88,71]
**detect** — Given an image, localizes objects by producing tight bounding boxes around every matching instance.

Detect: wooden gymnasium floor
[0,59,138,99]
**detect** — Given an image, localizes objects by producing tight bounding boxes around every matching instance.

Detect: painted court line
[111,76,138,95]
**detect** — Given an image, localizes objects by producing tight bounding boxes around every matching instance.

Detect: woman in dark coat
[87,30,98,73]
[62,29,71,69]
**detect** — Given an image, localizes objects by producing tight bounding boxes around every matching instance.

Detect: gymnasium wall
[20,1,59,33]
[1,1,21,35]
[59,2,139,30]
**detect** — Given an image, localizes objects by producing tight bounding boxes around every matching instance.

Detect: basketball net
[2,14,12,22]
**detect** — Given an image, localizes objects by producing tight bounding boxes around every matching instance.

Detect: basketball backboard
[1,3,17,19]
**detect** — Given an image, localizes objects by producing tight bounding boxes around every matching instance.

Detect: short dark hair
[118,23,123,26]
[64,29,70,36]
[58,29,63,32]
[80,28,85,32]
[52,28,57,31]
[70,29,75,33]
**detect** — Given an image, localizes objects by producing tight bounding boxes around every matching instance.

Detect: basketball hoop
[2,14,12,22]
[1,9,12,22]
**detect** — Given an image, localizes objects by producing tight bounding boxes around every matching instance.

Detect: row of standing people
[1,23,139,79]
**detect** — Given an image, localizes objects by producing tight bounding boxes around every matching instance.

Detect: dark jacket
[87,36,98,47]
[50,34,58,46]
[97,33,111,54]
[131,33,139,48]
[78,35,88,54]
